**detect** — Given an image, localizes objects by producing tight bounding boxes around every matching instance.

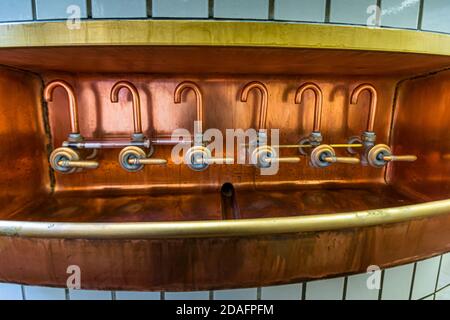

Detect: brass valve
[250,146,301,169]
[185,146,233,171]
[367,144,417,168]
[310,145,360,168]
[49,147,99,174]
[119,146,167,172]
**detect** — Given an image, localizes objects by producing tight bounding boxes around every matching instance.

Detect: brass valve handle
[50,147,99,174]
[265,157,301,164]
[57,160,99,169]
[251,146,301,168]
[310,144,360,168]
[119,146,166,172]
[367,144,417,168]
[196,157,234,165]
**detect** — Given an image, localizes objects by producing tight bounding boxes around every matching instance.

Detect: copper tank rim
[1,199,449,239]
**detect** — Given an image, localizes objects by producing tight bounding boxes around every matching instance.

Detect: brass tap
[348,84,416,167]
[111,81,166,171]
[44,80,82,142]
[240,81,301,168]
[110,80,144,141]
[310,145,360,168]
[295,82,324,154]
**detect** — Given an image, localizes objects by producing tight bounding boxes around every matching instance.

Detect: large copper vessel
[0,21,449,291]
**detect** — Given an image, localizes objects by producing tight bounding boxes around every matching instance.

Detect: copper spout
[350,84,378,132]
[110,81,143,135]
[240,81,268,131]
[295,83,323,132]
[44,80,80,135]
[174,81,204,128]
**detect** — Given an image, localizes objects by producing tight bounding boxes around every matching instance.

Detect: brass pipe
[350,84,378,132]
[110,81,143,135]
[323,157,361,165]
[295,82,323,132]
[273,143,364,149]
[57,160,99,169]
[240,81,268,131]
[44,80,80,135]
[174,81,204,131]
[383,155,417,162]
[1,199,450,239]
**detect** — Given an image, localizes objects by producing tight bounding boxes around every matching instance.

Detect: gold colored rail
[0,21,449,56]
[1,199,449,239]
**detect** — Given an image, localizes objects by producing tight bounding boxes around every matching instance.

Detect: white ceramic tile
[330,0,377,25]
[213,288,257,300]
[305,277,345,300]
[0,283,23,300]
[23,286,66,300]
[36,0,87,20]
[381,0,420,29]
[435,285,450,300]
[165,291,210,300]
[411,256,441,300]
[274,0,326,22]
[261,283,302,300]
[438,253,450,289]
[92,0,147,18]
[214,0,269,20]
[381,263,414,300]
[115,291,161,300]
[345,273,380,300]
[0,0,33,22]
[153,0,208,18]
[422,0,450,34]
[68,289,112,300]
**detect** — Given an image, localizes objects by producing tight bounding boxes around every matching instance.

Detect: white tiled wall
[36,0,87,20]
[0,1,449,34]
[381,0,420,29]
[2,253,448,300]
[274,0,326,22]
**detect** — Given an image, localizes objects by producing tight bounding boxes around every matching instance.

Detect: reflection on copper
[174,81,204,132]
[110,81,143,135]
[350,84,378,132]
[295,82,323,133]
[44,80,80,134]
[240,81,268,130]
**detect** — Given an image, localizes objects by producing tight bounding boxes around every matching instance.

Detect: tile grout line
[31,0,37,20]
[21,285,26,300]
[324,0,331,23]
[417,0,425,30]
[342,276,348,300]
[209,290,214,300]
[433,254,443,300]
[256,287,262,300]
[268,0,275,20]
[378,269,385,300]
[301,282,306,300]
[160,291,165,300]
[208,0,214,19]
[111,291,116,300]
[146,0,152,18]
[408,262,418,300]
[86,0,92,19]
[65,288,70,300]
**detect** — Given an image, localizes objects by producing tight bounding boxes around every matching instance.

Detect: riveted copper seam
[1,199,450,239]
[351,84,378,132]
[110,81,143,134]
[44,80,79,134]
[295,82,323,132]
[240,81,269,130]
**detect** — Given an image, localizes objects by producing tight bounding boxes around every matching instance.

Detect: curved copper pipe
[350,84,378,132]
[295,83,323,132]
[44,80,79,134]
[174,81,204,125]
[110,81,142,134]
[240,81,268,131]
